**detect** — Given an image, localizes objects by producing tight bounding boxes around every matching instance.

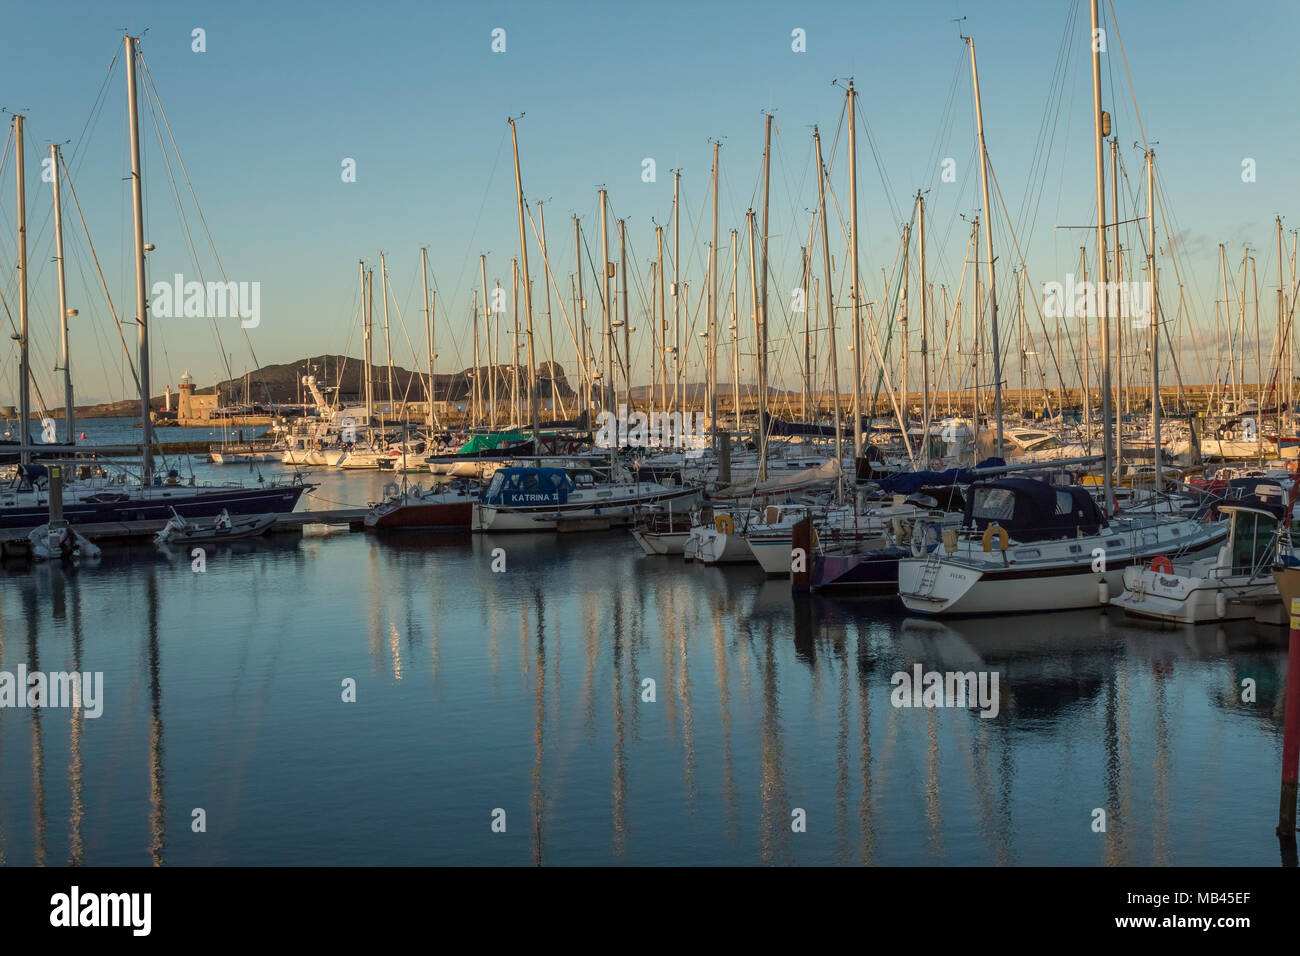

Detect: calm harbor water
[0,420,1291,865]
[0,502,1291,866]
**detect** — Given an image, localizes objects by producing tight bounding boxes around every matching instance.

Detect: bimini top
[963,477,1107,542]
[1214,477,1289,520]
[483,467,575,507]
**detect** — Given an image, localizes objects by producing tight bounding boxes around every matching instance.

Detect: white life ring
[383,482,401,499]
[929,457,943,472]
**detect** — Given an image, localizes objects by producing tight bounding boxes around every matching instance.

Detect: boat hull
[365,499,473,531]
[474,486,700,533]
[0,483,309,531]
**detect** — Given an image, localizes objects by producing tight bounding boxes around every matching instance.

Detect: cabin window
[1107,538,1122,547]
[1055,491,1073,515]
[972,487,1016,522]
[1232,512,1278,574]
[1068,544,1082,554]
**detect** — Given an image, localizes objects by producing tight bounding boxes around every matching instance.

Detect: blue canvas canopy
[963,477,1106,542]
[482,467,574,507]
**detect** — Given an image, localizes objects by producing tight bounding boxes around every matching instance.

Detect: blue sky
[2,0,1297,407]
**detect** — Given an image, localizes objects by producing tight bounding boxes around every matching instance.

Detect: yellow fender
[715,513,735,535]
[982,523,1009,553]
[810,528,820,550]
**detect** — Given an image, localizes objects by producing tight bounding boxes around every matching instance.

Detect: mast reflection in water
[0,531,1289,865]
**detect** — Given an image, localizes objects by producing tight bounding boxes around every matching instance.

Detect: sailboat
[896,9,1224,616]
[3,37,313,530]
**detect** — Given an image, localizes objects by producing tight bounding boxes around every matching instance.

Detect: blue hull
[0,483,310,530]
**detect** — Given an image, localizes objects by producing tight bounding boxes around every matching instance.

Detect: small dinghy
[154,509,276,547]
[28,519,102,563]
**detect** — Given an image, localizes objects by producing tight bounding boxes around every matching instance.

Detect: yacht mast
[747,209,766,481]
[1088,0,1115,514]
[815,126,844,492]
[13,116,31,460]
[731,229,741,433]
[126,37,152,479]
[380,252,394,415]
[1147,149,1161,494]
[657,225,667,411]
[618,218,630,413]
[538,202,559,418]
[51,143,74,441]
[710,141,720,449]
[421,246,434,420]
[968,35,1005,458]
[918,191,929,448]
[846,80,864,458]
[599,189,612,418]
[760,113,772,454]
[480,254,491,427]
[507,117,540,447]
[672,170,681,415]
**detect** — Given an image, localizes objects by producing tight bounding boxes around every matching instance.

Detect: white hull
[474,486,700,532]
[1110,564,1274,623]
[899,519,1226,616]
[631,528,689,555]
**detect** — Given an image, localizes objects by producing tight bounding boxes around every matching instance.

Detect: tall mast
[51,143,74,441]
[747,210,767,481]
[472,289,480,426]
[1088,0,1114,513]
[507,117,540,447]
[599,189,612,417]
[801,240,811,421]
[815,126,844,492]
[1081,246,1091,452]
[421,246,433,420]
[480,254,491,427]
[14,115,32,461]
[657,225,667,411]
[618,218,630,413]
[511,258,519,423]
[918,191,929,449]
[649,259,658,413]
[901,222,910,428]
[1147,149,1161,495]
[760,112,772,448]
[672,170,681,415]
[710,141,720,448]
[968,35,1005,458]
[14,117,31,460]
[1111,138,1125,454]
[363,265,374,435]
[846,80,864,458]
[573,217,587,419]
[538,202,559,418]
[731,229,740,432]
[1279,217,1286,436]
[380,252,394,417]
[126,37,152,478]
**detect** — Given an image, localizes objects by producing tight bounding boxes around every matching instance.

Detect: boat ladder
[916,552,943,597]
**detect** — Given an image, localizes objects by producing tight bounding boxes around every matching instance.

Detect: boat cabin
[1218,481,1287,575]
[963,477,1107,542]
[482,467,574,507]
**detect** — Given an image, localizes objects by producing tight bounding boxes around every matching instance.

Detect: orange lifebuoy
[981,523,1009,553]
[715,513,735,535]
[1149,555,1174,575]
